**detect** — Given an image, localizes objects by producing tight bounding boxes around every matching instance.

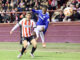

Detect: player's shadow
[35,56,51,57]
[34,55,53,59]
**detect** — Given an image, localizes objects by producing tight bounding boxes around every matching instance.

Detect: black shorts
[22,36,34,43]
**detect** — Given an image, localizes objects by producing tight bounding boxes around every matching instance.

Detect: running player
[10,12,37,58]
[32,5,50,47]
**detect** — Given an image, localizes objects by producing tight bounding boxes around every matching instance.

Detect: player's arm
[31,20,39,40]
[32,20,39,40]
[32,20,36,28]
[10,20,22,34]
[32,9,40,14]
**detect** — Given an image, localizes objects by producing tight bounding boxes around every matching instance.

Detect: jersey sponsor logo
[23,24,32,28]
[39,15,44,20]
[39,15,46,20]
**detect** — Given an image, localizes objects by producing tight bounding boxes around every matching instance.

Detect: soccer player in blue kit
[32,5,50,47]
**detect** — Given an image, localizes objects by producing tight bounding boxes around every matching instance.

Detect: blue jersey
[32,9,49,32]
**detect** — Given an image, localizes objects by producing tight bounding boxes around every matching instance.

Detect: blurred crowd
[0,0,80,23]
[52,0,80,22]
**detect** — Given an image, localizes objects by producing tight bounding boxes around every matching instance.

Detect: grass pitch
[0,42,80,60]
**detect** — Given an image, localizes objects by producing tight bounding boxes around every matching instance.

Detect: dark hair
[26,11,32,15]
[42,5,47,10]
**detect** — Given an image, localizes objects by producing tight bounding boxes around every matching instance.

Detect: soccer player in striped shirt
[32,5,50,48]
[10,12,37,58]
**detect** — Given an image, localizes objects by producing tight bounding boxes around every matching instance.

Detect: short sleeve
[18,18,25,25]
[31,20,36,28]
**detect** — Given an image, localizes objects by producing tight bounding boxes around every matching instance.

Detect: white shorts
[34,25,45,38]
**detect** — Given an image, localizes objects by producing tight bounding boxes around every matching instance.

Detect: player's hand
[10,31,13,35]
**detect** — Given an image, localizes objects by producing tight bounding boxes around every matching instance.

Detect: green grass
[0,42,80,60]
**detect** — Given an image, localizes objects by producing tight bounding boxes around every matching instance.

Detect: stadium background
[0,0,80,60]
[0,0,80,43]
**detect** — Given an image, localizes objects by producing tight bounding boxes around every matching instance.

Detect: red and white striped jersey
[19,18,36,37]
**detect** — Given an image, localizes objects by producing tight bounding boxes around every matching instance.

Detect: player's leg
[35,26,45,43]
[40,32,45,43]
[35,26,46,47]
[17,40,28,58]
[19,41,30,54]
[21,40,28,54]
[40,31,46,48]
[37,25,46,47]
[34,28,39,40]
[30,39,37,57]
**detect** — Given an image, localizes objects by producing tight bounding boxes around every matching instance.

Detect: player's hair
[25,11,31,17]
[26,11,32,15]
[42,5,47,10]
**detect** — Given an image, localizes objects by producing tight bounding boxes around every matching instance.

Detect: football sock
[31,47,37,54]
[40,32,45,43]
[21,47,26,55]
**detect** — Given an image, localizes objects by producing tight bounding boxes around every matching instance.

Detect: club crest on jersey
[43,16,45,18]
